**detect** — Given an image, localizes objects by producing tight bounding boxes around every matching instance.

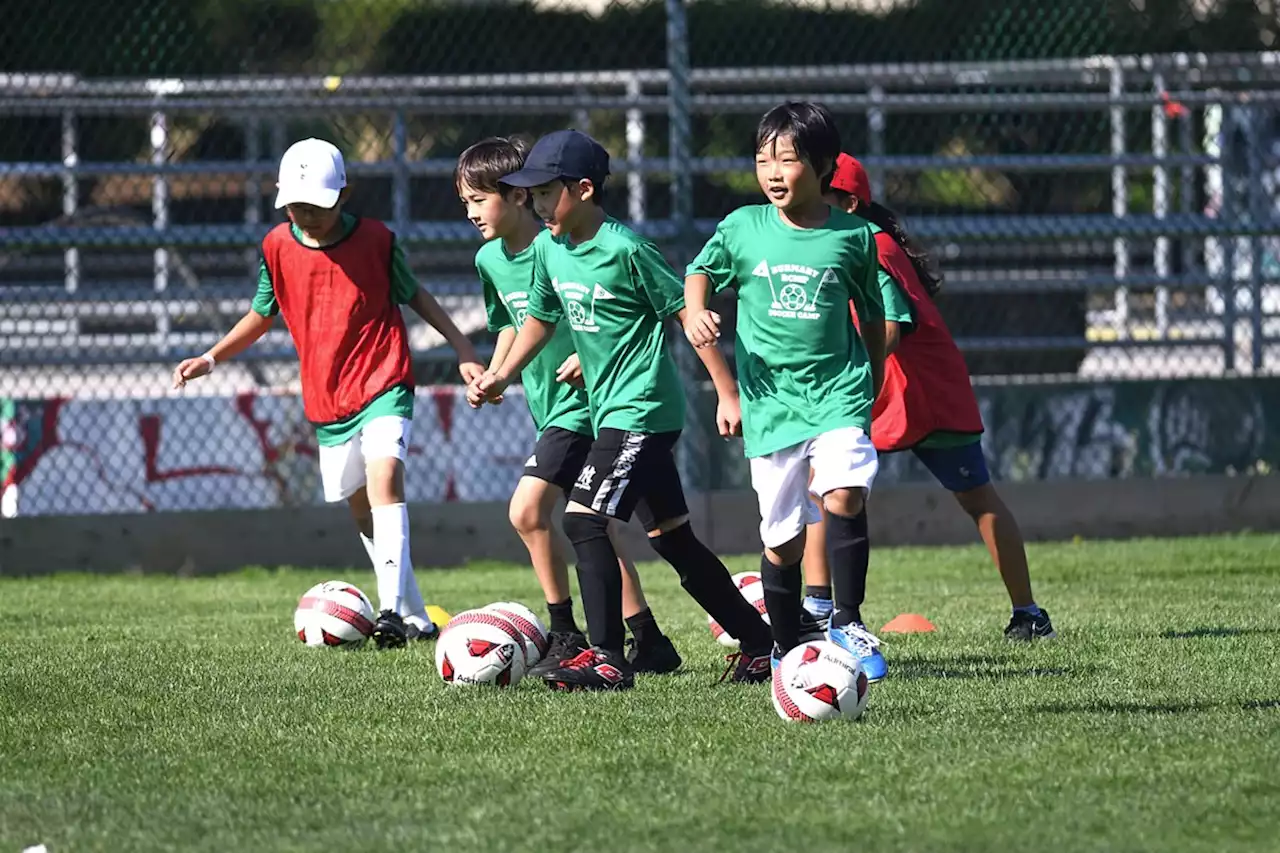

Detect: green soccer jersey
[526,218,686,436]
[688,204,884,458]
[251,212,417,447]
[476,237,592,437]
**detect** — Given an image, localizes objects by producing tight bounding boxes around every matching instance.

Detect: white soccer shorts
[748,426,879,549]
[317,415,412,503]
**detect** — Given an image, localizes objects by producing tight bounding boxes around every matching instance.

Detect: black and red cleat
[542,646,635,692]
[528,631,589,678]
[720,648,773,684]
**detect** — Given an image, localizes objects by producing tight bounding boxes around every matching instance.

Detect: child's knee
[823,487,865,518]
[364,457,404,505]
[766,532,806,566]
[508,493,551,535]
[955,483,1002,519]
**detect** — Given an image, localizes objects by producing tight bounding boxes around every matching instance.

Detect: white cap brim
[273,185,341,210]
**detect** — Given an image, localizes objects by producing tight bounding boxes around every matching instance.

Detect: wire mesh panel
[2,0,1280,516]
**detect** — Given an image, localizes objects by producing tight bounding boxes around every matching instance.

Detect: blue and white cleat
[828,622,887,683]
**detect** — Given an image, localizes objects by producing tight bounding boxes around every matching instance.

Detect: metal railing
[3,52,1280,375]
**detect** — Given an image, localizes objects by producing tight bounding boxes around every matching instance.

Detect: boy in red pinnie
[172,138,484,648]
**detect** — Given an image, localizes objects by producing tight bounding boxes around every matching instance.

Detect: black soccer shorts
[521,426,595,494]
[566,428,689,532]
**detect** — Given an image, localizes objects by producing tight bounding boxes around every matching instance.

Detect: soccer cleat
[372,610,408,650]
[1005,608,1057,642]
[828,622,888,683]
[528,630,589,679]
[626,635,683,675]
[405,620,439,643]
[719,648,774,684]
[542,646,635,692]
[770,643,785,673]
[802,596,834,631]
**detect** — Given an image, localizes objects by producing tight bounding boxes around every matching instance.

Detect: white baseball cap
[274,138,347,209]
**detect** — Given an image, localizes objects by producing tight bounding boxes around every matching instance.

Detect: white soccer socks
[369,502,431,629]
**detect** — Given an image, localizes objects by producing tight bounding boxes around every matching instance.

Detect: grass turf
[2,534,1279,853]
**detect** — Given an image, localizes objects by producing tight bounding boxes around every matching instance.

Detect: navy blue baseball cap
[501,129,610,188]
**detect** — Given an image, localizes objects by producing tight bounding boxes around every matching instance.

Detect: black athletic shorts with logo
[522,426,594,494]
[566,428,689,532]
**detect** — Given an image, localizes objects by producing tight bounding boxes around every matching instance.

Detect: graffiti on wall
[2,379,1275,517]
[1,388,537,517]
[709,378,1275,492]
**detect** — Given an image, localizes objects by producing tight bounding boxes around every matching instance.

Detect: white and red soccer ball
[484,601,549,669]
[772,640,870,723]
[436,608,528,687]
[708,571,769,648]
[293,580,376,649]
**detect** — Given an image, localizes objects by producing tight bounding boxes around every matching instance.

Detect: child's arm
[489,326,516,373]
[682,273,721,347]
[394,240,483,382]
[876,266,915,357]
[172,309,273,388]
[883,320,901,356]
[476,326,517,406]
[472,238,562,406]
[554,352,585,389]
[676,306,742,438]
[863,316,886,400]
[468,317,555,407]
[406,286,484,383]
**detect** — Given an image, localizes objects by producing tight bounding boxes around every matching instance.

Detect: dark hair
[454,135,533,198]
[861,200,943,298]
[754,101,842,190]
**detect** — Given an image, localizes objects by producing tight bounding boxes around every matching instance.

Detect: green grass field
[3,534,1279,853]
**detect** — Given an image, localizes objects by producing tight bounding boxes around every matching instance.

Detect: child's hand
[458,361,485,385]
[555,353,584,388]
[172,356,212,389]
[465,373,504,408]
[684,309,721,348]
[716,391,743,438]
[469,371,509,408]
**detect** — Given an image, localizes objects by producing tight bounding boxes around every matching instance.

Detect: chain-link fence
[3,0,1280,517]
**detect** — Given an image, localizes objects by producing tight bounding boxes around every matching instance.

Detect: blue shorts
[911,440,991,493]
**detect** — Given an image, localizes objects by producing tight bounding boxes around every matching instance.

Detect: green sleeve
[631,241,685,318]
[848,227,884,324]
[525,240,564,324]
[686,224,735,293]
[878,269,914,326]
[480,265,513,333]
[251,257,279,317]
[389,238,419,305]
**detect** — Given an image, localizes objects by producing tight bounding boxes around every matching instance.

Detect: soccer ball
[485,601,549,669]
[436,609,527,687]
[294,580,375,649]
[708,571,769,648]
[772,640,870,723]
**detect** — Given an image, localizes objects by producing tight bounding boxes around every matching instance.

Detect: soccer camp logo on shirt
[501,290,531,329]
[552,278,616,333]
[752,259,840,321]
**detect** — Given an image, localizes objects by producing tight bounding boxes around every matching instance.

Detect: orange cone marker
[881,613,935,633]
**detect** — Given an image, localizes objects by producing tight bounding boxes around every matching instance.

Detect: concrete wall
[3,475,1276,577]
